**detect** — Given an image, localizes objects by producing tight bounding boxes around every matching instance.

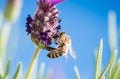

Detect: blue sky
[0,0,120,79]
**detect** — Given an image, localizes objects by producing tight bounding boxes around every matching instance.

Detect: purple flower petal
[26,24,32,35]
[46,0,64,5]
[26,15,33,24]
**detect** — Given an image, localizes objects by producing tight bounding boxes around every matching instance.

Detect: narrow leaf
[0,73,2,79]
[13,62,21,79]
[113,59,120,79]
[107,51,117,79]
[99,49,117,79]
[74,66,80,79]
[95,39,103,79]
[17,63,23,79]
[4,59,10,79]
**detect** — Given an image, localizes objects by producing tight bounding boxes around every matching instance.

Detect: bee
[46,31,77,60]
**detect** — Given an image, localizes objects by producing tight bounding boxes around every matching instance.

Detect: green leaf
[116,68,120,79]
[0,73,2,79]
[111,59,120,79]
[99,49,117,79]
[17,63,23,79]
[74,66,80,79]
[109,63,118,79]
[95,39,103,79]
[4,59,10,79]
[107,50,117,79]
[13,62,21,79]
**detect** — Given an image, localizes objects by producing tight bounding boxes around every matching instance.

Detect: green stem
[25,47,40,79]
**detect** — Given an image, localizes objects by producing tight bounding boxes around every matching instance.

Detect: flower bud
[4,0,22,22]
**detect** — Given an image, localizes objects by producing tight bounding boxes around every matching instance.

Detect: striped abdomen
[47,47,66,58]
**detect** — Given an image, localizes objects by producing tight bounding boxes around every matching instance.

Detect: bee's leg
[45,46,55,51]
[52,35,59,45]
[52,34,58,40]
[51,35,58,44]
[55,42,58,45]
[55,40,58,45]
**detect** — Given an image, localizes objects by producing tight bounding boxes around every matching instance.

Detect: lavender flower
[26,0,64,48]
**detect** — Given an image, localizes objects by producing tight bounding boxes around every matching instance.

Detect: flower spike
[26,0,64,48]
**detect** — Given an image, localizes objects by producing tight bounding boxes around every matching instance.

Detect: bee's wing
[68,45,77,60]
[64,52,69,60]
[64,52,69,61]
[63,45,69,60]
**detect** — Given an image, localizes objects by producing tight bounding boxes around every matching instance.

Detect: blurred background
[0,0,120,79]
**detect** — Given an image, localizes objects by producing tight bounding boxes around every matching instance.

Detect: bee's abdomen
[47,49,65,58]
